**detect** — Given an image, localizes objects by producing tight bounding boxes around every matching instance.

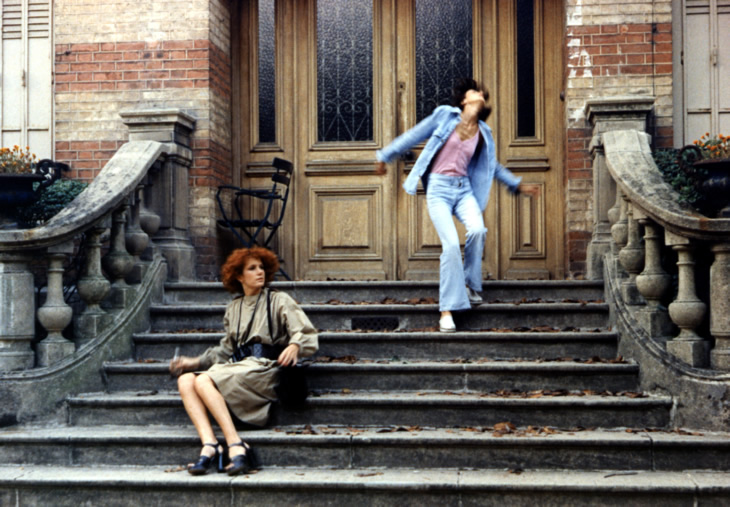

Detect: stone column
[0,252,36,371]
[710,243,730,370]
[584,97,655,279]
[37,242,75,367]
[666,232,709,367]
[120,109,196,281]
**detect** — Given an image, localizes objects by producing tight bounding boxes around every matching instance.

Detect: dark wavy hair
[220,247,280,293]
[450,77,491,121]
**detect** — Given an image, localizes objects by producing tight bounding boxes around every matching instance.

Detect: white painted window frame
[0,0,53,159]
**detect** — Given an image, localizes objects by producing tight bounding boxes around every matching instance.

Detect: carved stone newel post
[584,97,654,279]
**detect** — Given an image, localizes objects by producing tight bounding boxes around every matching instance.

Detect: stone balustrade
[600,129,730,371]
[0,109,195,375]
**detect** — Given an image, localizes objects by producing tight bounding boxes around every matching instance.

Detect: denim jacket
[376,105,521,211]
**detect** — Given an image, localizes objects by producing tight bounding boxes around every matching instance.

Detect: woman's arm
[375,106,449,169]
[273,292,319,362]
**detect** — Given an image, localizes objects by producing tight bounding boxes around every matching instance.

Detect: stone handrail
[597,128,730,430]
[0,109,195,426]
[0,141,163,250]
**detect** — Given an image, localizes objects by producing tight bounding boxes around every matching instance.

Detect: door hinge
[22,70,26,87]
[711,47,718,66]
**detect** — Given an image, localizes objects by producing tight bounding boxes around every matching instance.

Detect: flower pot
[678,145,730,218]
[0,173,46,228]
[691,158,730,218]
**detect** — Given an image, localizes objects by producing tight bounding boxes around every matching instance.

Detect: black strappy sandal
[188,442,223,476]
[226,441,258,476]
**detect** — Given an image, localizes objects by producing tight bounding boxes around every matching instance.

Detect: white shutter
[0,0,52,158]
[682,0,730,142]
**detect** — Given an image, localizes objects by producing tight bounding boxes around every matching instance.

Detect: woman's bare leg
[178,373,218,459]
[193,374,247,463]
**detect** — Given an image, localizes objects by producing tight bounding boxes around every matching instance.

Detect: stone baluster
[102,204,135,309]
[710,243,730,370]
[610,192,629,279]
[634,216,674,340]
[0,252,36,370]
[125,187,150,284]
[74,224,112,347]
[666,232,709,367]
[139,170,162,261]
[37,242,75,366]
[607,185,621,228]
[618,202,645,305]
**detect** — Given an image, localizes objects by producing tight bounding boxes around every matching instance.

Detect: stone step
[149,302,610,332]
[164,280,606,305]
[133,330,620,361]
[103,360,640,394]
[2,425,729,471]
[67,391,672,429]
[2,465,728,506]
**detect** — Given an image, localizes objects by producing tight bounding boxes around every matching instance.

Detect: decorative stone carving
[37,242,75,367]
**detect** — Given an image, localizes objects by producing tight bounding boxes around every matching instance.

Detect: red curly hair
[220,247,280,293]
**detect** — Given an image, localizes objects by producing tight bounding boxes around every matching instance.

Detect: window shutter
[682,0,730,142]
[1,0,52,158]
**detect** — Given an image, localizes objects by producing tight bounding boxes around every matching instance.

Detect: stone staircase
[2,280,730,506]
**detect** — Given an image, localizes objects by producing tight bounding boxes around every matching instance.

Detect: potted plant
[678,133,730,218]
[0,145,68,228]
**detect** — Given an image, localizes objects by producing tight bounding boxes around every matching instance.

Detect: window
[1,0,53,158]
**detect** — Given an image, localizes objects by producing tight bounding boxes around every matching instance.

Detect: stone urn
[678,145,730,218]
[0,160,68,228]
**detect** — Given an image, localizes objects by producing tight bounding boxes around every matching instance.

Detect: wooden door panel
[309,185,383,259]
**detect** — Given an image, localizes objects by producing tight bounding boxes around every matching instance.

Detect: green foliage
[653,148,708,210]
[13,178,88,228]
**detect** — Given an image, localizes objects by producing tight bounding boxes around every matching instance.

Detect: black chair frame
[217,157,293,280]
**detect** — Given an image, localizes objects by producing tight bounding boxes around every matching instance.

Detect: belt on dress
[230,342,282,363]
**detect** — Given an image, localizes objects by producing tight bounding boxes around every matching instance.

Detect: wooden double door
[234,0,564,280]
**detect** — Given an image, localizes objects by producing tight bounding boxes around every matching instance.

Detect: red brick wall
[54,39,232,186]
[564,21,673,276]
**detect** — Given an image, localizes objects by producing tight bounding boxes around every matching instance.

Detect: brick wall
[53,0,232,280]
[563,0,673,276]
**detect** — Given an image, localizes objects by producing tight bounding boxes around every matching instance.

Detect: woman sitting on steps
[169,246,318,476]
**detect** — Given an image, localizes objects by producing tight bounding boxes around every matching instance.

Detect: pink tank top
[431,129,480,177]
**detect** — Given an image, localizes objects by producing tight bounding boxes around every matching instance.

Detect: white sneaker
[439,314,456,333]
[467,287,483,306]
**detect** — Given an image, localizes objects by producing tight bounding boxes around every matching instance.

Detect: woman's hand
[169,356,199,377]
[517,183,540,196]
[278,343,300,367]
[374,161,387,175]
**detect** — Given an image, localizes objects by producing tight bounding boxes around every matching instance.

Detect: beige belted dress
[196,288,318,427]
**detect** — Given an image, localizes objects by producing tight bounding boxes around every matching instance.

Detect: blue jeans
[426,174,487,312]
